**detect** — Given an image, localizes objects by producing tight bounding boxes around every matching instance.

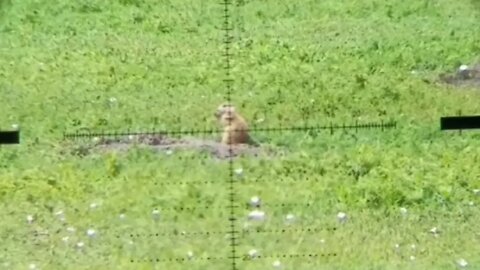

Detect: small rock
[152,209,160,220]
[459,64,469,71]
[54,210,65,222]
[456,258,468,268]
[187,251,194,259]
[272,260,282,269]
[255,118,265,124]
[234,168,243,177]
[28,263,37,270]
[86,229,96,237]
[249,196,261,207]
[248,249,259,259]
[337,212,347,223]
[285,213,296,224]
[399,207,408,215]
[410,255,415,261]
[26,215,34,224]
[248,210,265,221]
[76,242,85,248]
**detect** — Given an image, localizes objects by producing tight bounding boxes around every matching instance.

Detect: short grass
[1,0,480,269]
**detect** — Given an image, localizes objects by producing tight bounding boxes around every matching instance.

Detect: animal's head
[214,103,236,125]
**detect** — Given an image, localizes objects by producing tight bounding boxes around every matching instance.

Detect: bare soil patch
[439,63,480,88]
[69,134,281,160]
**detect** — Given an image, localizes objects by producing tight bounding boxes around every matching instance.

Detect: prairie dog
[214,103,259,146]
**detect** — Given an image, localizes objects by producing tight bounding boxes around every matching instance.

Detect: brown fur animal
[214,103,259,146]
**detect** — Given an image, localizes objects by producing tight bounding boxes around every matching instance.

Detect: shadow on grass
[0,0,12,21]
[471,0,480,14]
[0,0,11,10]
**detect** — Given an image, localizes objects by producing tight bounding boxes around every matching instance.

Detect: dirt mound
[439,63,480,88]
[70,134,280,160]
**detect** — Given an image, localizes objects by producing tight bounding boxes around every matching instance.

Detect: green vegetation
[1,0,480,269]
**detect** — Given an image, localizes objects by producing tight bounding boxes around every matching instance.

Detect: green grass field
[1,0,480,269]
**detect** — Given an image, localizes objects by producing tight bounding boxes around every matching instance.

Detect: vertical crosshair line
[222,0,238,269]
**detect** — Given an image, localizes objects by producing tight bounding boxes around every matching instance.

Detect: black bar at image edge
[441,115,480,130]
[0,131,20,144]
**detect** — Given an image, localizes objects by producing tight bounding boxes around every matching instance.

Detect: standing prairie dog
[214,103,259,146]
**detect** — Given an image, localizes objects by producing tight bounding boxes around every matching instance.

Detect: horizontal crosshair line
[154,180,216,186]
[148,202,318,212]
[62,120,397,139]
[153,175,323,188]
[115,227,336,239]
[242,227,337,234]
[117,231,225,238]
[129,253,335,263]
[244,253,337,260]
[251,176,321,184]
